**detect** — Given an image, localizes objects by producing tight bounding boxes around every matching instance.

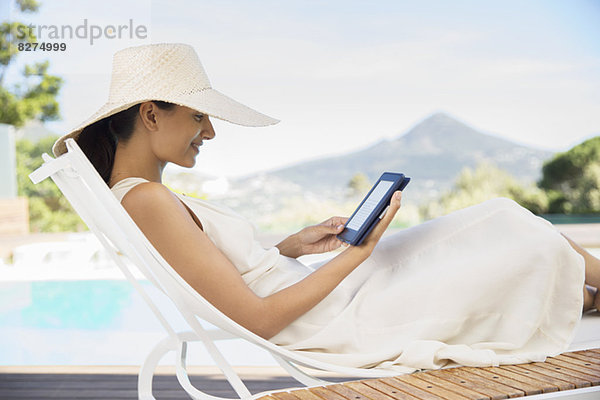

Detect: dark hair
[77,101,176,184]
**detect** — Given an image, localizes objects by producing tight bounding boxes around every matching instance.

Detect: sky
[3,0,600,178]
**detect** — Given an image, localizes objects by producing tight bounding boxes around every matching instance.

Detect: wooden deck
[1,349,599,400]
[0,369,351,400]
[0,367,357,400]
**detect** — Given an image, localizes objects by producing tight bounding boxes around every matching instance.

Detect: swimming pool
[0,279,276,366]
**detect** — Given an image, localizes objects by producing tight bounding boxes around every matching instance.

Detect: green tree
[16,136,86,232]
[0,0,39,84]
[421,163,548,219]
[540,136,600,213]
[2,1,77,232]
[1,0,63,127]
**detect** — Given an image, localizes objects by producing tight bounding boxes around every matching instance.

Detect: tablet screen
[346,180,393,231]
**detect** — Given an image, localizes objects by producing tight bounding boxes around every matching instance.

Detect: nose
[203,117,216,140]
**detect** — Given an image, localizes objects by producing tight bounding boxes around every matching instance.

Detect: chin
[174,159,196,169]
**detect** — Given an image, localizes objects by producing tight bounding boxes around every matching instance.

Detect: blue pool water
[2,281,132,331]
[0,280,274,366]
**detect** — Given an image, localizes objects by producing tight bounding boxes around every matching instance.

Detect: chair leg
[178,323,254,399]
[140,331,336,400]
[175,341,252,400]
[138,336,179,400]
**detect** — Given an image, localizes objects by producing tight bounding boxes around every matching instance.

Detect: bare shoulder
[121,181,177,208]
[118,181,209,273]
[120,181,192,228]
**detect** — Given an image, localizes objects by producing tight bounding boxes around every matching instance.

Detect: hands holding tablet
[275,172,409,259]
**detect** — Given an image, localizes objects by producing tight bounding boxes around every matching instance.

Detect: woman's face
[148,104,215,168]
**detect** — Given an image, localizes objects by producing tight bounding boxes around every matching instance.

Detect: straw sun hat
[52,42,279,157]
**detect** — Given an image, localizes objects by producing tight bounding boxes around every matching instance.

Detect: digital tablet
[337,172,410,246]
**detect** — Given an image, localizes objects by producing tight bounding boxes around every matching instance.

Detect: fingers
[386,191,402,218]
[376,191,402,224]
[381,191,402,226]
[325,223,345,234]
[322,216,349,226]
[359,191,402,248]
[309,222,344,239]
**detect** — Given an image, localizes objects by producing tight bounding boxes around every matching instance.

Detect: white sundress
[110,177,585,374]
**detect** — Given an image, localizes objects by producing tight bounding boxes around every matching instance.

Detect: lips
[191,141,202,151]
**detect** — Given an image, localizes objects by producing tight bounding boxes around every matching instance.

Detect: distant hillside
[240,113,553,202]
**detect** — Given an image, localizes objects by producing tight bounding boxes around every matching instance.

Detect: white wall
[0,123,17,198]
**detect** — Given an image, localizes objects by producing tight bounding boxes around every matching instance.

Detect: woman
[53,43,598,373]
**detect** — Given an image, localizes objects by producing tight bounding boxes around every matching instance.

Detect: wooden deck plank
[428,369,510,400]
[501,365,572,391]
[271,392,303,400]
[382,376,448,400]
[522,362,597,387]
[327,383,374,400]
[544,356,600,376]
[552,354,600,372]
[289,388,326,400]
[309,386,350,400]
[460,366,543,395]
[478,366,558,393]
[564,351,600,364]
[347,379,420,400]
[441,367,528,399]
[573,350,600,360]
[408,372,489,400]
[394,374,473,400]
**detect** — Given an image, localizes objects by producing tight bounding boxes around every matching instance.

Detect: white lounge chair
[28,138,402,399]
[30,138,600,400]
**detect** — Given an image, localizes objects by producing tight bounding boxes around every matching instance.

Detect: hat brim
[52,88,279,157]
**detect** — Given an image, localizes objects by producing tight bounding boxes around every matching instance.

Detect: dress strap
[110,177,150,203]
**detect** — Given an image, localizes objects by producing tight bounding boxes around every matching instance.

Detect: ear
[138,101,159,131]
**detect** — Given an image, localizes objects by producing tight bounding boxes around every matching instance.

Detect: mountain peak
[403,112,473,139]
[426,111,455,121]
[396,112,483,153]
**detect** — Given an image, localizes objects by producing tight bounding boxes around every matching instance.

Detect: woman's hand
[277,190,402,258]
[276,216,348,258]
[356,190,402,254]
[296,216,349,256]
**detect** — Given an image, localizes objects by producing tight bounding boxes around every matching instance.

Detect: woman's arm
[122,182,401,340]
